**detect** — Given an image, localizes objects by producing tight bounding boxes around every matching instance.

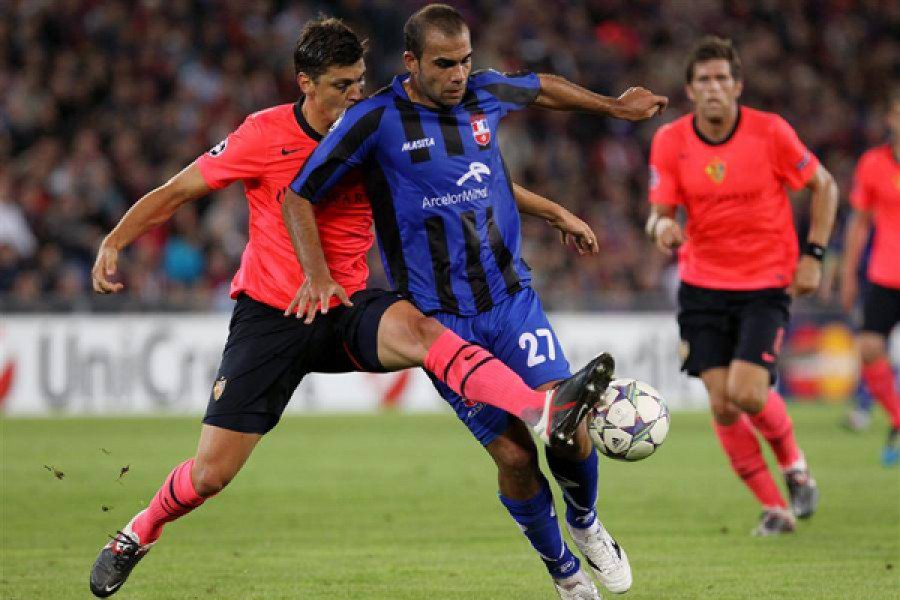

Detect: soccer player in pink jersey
[840,87,900,466]
[88,18,613,597]
[646,37,839,535]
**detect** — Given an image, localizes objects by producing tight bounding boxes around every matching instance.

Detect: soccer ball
[588,378,669,461]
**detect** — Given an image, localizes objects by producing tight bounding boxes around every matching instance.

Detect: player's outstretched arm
[791,164,838,297]
[281,189,352,323]
[839,209,871,311]
[645,204,683,255]
[512,183,597,255]
[92,162,211,294]
[534,74,668,121]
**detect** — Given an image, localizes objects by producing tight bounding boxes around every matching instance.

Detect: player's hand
[91,242,124,294]
[284,274,353,324]
[789,255,822,297]
[547,208,598,256]
[613,87,668,121]
[654,217,684,255]
[839,276,858,312]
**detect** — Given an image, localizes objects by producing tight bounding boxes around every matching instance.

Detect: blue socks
[546,447,599,529]
[499,480,579,579]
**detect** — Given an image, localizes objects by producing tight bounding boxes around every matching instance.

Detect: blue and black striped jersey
[290,69,542,316]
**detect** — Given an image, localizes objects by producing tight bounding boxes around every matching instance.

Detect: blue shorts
[430,287,571,446]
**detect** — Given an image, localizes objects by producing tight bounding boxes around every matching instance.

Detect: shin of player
[647,36,838,535]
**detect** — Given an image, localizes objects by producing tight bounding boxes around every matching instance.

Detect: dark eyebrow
[332,74,365,86]
[432,53,473,66]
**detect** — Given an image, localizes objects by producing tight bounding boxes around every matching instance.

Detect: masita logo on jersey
[401,137,435,153]
[470,113,491,146]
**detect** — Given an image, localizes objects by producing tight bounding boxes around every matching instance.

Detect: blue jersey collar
[391,74,472,113]
[391,75,411,101]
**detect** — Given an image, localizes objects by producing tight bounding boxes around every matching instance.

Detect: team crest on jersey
[208,139,228,157]
[212,377,227,401]
[704,157,726,184]
[470,113,491,146]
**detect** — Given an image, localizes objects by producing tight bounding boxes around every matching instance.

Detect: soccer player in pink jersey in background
[840,87,900,466]
[646,37,838,535]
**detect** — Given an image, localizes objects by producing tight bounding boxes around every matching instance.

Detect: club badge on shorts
[212,377,227,401]
[470,113,491,146]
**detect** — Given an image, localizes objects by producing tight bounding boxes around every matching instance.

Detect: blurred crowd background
[2,0,899,312]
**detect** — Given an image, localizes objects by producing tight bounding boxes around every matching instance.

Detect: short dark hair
[685,36,742,83]
[294,17,366,79]
[404,4,467,59]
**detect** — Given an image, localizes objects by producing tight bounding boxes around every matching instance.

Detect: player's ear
[684,83,696,103]
[403,51,419,76]
[734,79,744,100]
[297,72,315,96]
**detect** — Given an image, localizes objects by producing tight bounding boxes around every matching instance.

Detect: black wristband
[803,242,826,261]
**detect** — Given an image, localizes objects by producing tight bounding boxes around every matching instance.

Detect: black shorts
[677,283,790,382]
[203,289,405,434]
[861,282,900,337]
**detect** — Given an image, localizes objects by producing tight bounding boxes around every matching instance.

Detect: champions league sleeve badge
[208,139,228,157]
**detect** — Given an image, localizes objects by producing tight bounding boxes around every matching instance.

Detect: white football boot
[553,567,602,599]
[567,520,632,594]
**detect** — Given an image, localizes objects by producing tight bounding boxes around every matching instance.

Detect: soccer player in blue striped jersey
[285,5,667,598]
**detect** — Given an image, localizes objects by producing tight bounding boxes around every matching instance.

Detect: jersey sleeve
[770,115,819,190]
[289,102,386,203]
[469,69,541,117]
[196,116,268,190]
[849,153,875,211]
[648,126,682,206]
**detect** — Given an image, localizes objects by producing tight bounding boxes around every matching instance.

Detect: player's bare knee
[710,390,741,424]
[711,400,741,425]
[726,383,766,413]
[858,333,886,364]
[412,315,446,349]
[191,461,235,497]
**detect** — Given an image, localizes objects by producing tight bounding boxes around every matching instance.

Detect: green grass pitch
[1,405,898,599]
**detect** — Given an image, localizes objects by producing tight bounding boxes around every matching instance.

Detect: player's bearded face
[686,59,743,124]
[305,60,366,123]
[408,28,472,108]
